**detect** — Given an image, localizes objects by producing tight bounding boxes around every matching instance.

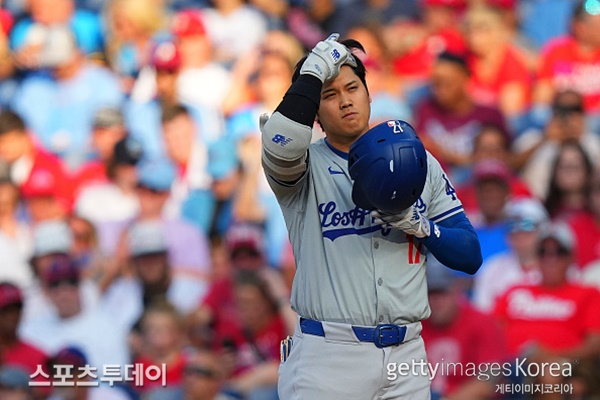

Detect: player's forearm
[275,74,322,127]
[419,213,482,274]
[261,75,322,182]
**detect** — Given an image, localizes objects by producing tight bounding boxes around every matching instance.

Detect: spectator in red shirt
[0,282,47,375]
[73,108,128,194]
[422,258,509,399]
[494,222,600,360]
[391,0,467,106]
[0,110,73,222]
[191,222,293,352]
[223,270,285,400]
[457,124,531,215]
[133,300,187,396]
[533,0,600,132]
[415,51,508,185]
[568,168,600,270]
[463,5,532,128]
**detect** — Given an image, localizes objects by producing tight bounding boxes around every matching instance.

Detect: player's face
[317,66,371,150]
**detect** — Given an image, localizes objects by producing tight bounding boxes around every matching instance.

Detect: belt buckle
[373,324,404,348]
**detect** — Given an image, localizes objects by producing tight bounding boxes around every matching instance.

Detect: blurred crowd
[0,0,599,399]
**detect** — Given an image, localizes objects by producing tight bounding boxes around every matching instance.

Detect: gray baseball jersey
[265,135,463,327]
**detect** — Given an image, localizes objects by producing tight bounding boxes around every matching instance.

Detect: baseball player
[260,34,482,399]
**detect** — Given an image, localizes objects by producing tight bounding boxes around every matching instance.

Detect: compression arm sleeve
[419,212,482,275]
[261,75,322,182]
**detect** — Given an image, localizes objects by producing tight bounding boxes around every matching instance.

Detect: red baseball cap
[423,0,467,9]
[0,282,23,309]
[487,0,515,10]
[21,166,66,198]
[151,41,181,71]
[172,10,206,38]
[473,159,512,184]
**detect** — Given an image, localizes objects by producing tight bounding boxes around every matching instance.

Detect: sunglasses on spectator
[184,366,217,379]
[553,104,584,115]
[537,247,570,258]
[47,277,79,289]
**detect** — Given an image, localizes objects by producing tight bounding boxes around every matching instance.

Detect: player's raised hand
[372,205,433,239]
[300,33,357,83]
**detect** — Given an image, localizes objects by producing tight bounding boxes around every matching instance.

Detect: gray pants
[278,319,431,400]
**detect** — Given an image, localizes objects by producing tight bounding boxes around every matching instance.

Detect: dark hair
[0,110,26,136]
[436,51,470,75]
[161,103,191,125]
[544,141,594,218]
[234,270,279,315]
[573,0,593,21]
[291,39,369,94]
[473,123,512,152]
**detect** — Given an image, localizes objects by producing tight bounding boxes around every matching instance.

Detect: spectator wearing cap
[11,25,124,169]
[46,346,131,400]
[473,198,549,313]
[191,222,294,352]
[457,124,532,215]
[516,90,600,199]
[74,136,142,225]
[495,223,600,360]
[469,159,513,263]
[569,168,600,270]
[0,282,47,377]
[103,219,208,327]
[494,223,600,394]
[532,0,600,134]
[23,220,101,323]
[173,10,231,117]
[125,40,224,163]
[414,52,509,186]
[19,256,130,371]
[421,257,508,400]
[0,110,73,222]
[73,108,128,192]
[91,157,212,291]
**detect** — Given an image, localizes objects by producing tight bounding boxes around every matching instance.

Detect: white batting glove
[300,33,357,83]
[372,205,433,238]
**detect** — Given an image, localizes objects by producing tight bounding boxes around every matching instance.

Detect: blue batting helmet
[348,120,428,214]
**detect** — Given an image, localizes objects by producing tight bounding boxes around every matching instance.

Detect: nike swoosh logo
[328,166,344,175]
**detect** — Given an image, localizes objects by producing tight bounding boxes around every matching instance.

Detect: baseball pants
[278,318,431,400]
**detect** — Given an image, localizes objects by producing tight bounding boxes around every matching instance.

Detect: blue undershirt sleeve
[418,212,482,275]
